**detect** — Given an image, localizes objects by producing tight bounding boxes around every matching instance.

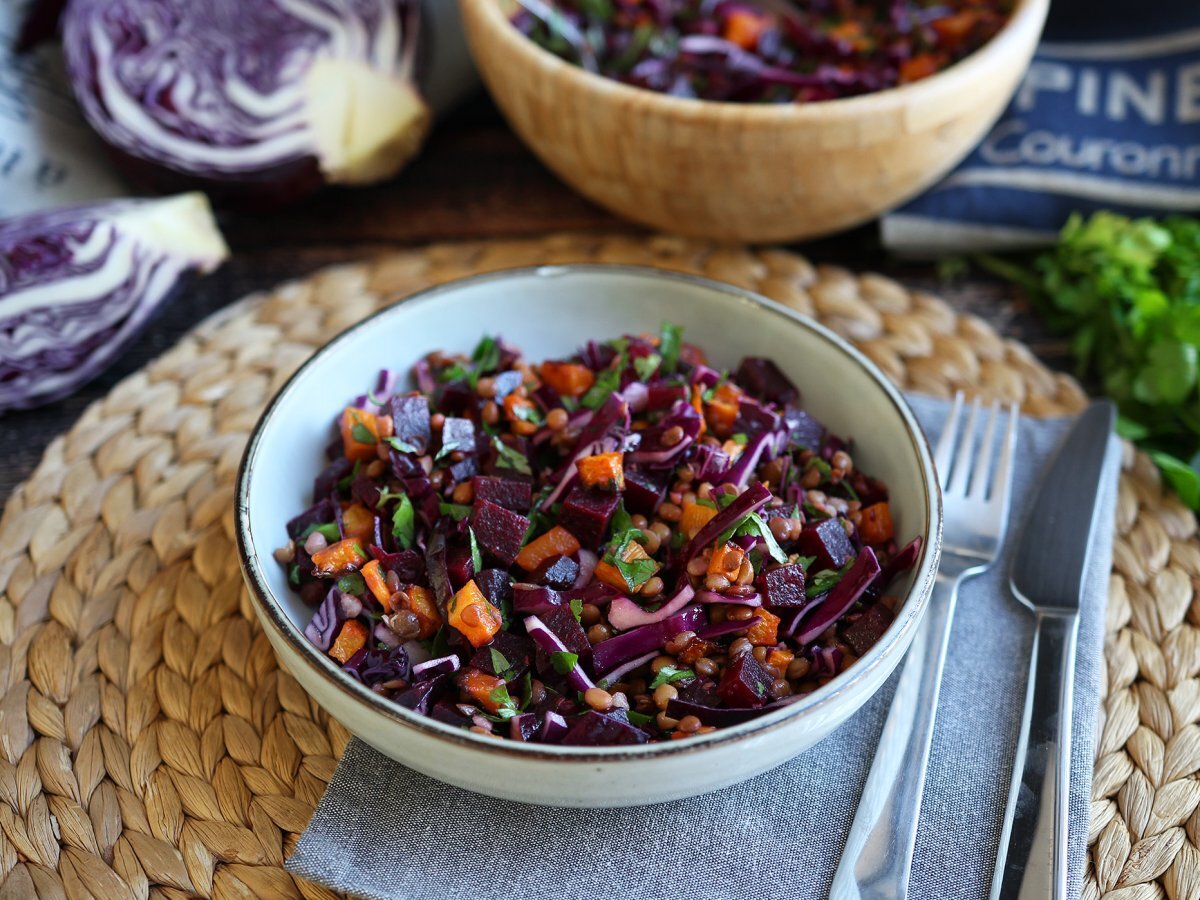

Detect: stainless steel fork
[831,393,1020,900]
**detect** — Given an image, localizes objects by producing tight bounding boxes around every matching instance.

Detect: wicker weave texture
[0,234,1192,899]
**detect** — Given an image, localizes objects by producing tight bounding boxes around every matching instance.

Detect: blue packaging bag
[882,0,1200,255]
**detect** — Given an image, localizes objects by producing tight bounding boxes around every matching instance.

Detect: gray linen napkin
[288,394,1120,900]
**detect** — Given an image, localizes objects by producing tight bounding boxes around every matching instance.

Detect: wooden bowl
[458,0,1049,243]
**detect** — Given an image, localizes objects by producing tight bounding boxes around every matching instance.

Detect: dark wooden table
[0,96,1069,507]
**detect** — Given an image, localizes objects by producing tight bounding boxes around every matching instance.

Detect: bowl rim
[460,0,1049,122]
[234,264,943,763]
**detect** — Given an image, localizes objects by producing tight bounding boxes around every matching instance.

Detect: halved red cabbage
[62,0,430,205]
[0,193,228,411]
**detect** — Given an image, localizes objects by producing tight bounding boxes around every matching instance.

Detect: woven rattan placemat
[0,234,1193,899]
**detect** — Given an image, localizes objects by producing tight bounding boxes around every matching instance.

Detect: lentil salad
[277,325,921,745]
[511,0,1016,103]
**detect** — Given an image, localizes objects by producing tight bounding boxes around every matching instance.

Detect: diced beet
[437,381,476,415]
[350,473,381,510]
[842,603,895,656]
[717,653,773,708]
[286,498,335,539]
[678,678,721,707]
[472,475,532,512]
[474,568,513,611]
[394,674,447,715]
[440,417,476,458]
[531,554,580,590]
[509,712,540,742]
[513,584,564,616]
[446,542,476,590]
[543,606,591,660]
[469,499,530,567]
[492,370,522,400]
[560,485,621,549]
[534,605,592,677]
[733,398,781,440]
[798,518,855,571]
[784,408,825,451]
[736,357,799,407]
[470,631,534,678]
[448,455,478,483]
[758,563,807,608]
[298,580,327,607]
[428,699,471,728]
[623,466,669,517]
[369,547,425,584]
[389,394,432,454]
[313,457,353,500]
[646,382,688,410]
[560,710,649,746]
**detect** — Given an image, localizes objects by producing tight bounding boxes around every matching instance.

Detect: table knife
[990,400,1116,900]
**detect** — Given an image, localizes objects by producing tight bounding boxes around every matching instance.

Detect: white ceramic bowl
[235,266,942,807]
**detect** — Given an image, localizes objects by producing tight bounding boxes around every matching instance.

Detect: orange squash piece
[593,560,631,592]
[707,541,744,579]
[766,648,795,678]
[361,560,391,607]
[690,385,708,437]
[448,580,503,648]
[595,541,658,592]
[539,361,595,398]
[705,383,742,438]
[310,539,368,576]
[341,503,375,542]
[577,452,625,492]
[747,608,781,647]
[723,9,768,49]
[859,502,894,545]
[899,54,940,83]
[679,500,718,539]
[340,407,379,462]
[515,525,581,572]
[329,620,369,664]
[458,668,509,713]
[395,585,442,640]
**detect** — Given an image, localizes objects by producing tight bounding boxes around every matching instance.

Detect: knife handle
[990,611,1079,900]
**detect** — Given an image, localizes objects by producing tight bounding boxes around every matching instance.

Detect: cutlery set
[833,394,1116,900]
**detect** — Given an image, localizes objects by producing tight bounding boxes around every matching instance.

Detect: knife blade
[991,399,1115,900]
[1009,400,1116,614]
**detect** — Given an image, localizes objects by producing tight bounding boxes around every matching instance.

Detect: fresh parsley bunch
[985,212,1200,508]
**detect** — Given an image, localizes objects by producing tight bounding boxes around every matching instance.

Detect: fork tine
[947,396,982,496]
[989,404,1020,519]
[934,391,965,487]
[968,400,1001,501]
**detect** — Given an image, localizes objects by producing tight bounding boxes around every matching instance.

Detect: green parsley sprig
[983,212,1200,507]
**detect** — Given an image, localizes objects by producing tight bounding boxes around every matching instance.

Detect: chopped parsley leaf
[493,437,533,476]
[550,651,579,675]
[649,665,695,690]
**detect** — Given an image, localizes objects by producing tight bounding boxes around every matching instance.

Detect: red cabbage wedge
[0,193,228,411]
